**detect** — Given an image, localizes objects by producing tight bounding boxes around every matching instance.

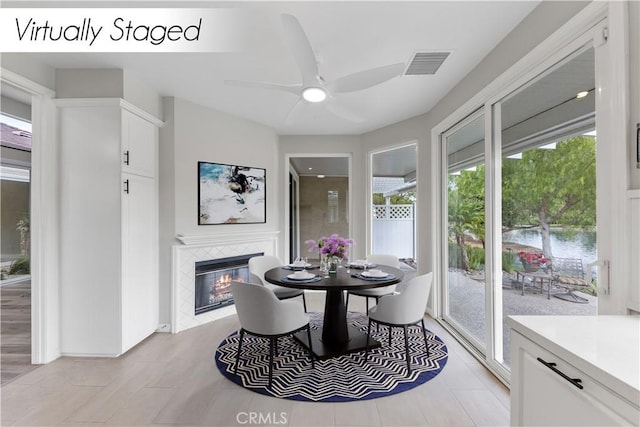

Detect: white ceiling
[11,1,541,136]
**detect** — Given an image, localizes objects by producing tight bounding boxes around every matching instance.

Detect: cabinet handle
[124,150,130,165]
[537,357,583,389]
[124,179,129,194]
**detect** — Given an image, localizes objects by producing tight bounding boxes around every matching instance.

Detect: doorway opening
[287,155,350,264]
[370,143,417,264]
[1,85,34,385]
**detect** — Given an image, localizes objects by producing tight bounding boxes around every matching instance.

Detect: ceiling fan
[225,14,405,123]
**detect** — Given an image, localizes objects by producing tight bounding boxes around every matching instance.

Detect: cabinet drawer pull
[124,179,129,194]
[124,150,130,165]
[537,357,583,389]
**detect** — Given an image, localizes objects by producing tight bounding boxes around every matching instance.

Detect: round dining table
[264,265,404,359]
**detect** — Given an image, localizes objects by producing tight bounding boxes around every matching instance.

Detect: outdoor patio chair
[248,255,307,311]
[549,257,596,303]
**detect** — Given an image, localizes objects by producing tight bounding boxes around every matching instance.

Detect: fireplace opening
[194,252,263,315]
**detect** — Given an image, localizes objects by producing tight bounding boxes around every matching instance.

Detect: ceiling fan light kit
[302,87,327,103]
[224,13,406,123]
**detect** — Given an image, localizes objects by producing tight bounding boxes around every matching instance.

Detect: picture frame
[198,161,266,225]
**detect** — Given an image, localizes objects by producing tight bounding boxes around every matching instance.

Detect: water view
[503,228,597,266]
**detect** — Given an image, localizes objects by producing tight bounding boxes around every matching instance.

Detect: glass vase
[328,256,341,274]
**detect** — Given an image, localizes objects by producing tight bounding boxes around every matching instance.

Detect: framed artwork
[198,161,266,225]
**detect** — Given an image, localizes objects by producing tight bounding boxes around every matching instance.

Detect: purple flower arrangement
[305,234,354,260]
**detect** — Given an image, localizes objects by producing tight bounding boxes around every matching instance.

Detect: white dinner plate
[360,271,389,278]
[288,263,312,268]
[287,272,315,280]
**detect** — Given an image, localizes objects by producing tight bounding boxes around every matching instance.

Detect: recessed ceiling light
[576,91,589,99]
[317,174,325,179]
[308,167,313,170]
[302,87,327,103]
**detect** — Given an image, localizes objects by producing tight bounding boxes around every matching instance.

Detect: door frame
[283,153,353,264]
[1,68,60,364]
[366,140,418,257]
[431,1,628,384]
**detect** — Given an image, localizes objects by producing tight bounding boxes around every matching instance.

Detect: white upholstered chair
[346,254,400,312]
[365,272,433,374]
[231,281,314,388]
[248,255,307,311]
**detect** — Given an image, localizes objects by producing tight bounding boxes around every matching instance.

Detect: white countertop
[508,315,640,406]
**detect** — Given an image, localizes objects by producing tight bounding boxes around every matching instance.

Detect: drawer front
[513,332,639,426]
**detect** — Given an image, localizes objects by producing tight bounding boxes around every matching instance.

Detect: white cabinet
[509,316,640,427]
[122,109,156,178]
[58,99,161,356]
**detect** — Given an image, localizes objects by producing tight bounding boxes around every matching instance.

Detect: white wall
[1,96,31,121]
[1,54,55,91]
[55,69,162,119]
[159,97,279,324]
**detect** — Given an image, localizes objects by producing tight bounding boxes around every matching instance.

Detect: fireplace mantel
[171,230,279,333]
[176,231,279,246]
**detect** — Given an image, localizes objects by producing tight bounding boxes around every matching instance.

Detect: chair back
[366,254,400,268]
[231,281,305,335]
[373,272,433,325]
[248,255,283,285]
[550,257,584,279]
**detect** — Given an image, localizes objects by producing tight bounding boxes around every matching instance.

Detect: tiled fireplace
[171,231,278,333]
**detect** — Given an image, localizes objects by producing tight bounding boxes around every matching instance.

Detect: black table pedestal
[294,289,381,360]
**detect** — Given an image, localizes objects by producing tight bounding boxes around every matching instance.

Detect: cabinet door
[122,110,157,178]
[513,334,633,426]
[121,173,158,352]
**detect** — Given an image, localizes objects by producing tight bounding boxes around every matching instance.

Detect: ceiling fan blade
[281,14,320,87]
[284,98,307,126]
[225,80,301,96]
[328,63,405,94]
[325,101,365,123]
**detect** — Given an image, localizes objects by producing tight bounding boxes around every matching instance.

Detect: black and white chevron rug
[215,312,448,402]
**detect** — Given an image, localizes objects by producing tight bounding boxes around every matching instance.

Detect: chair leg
[268,337,275,389]
[301,292,308,312]
[275,336,278,355]
[345,292,350,311]
[388,326,392,347]
[375,297,380,332]
[365,297,370,312]
[403,325,410,374]
[365,319,372,361]
[234,329,245,375]
[421,318,430,357]
[305,325,315,368]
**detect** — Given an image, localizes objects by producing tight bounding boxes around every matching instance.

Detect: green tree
[502,136,596,258]
[448,167,484,270]
[372,190,416,205]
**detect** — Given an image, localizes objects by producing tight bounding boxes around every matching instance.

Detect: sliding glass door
[497,46,598,369]
[439,38,603,379]
[442,112,487,352]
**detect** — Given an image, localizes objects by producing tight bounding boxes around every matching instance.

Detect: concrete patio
[448,269,597,366]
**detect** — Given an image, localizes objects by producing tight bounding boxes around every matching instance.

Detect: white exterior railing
[372,204,416,258]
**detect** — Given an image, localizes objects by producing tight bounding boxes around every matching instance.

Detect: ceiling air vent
[405,52,450,75]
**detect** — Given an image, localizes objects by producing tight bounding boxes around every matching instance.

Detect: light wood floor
[0,291,509,426]
[1,280,36,385]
